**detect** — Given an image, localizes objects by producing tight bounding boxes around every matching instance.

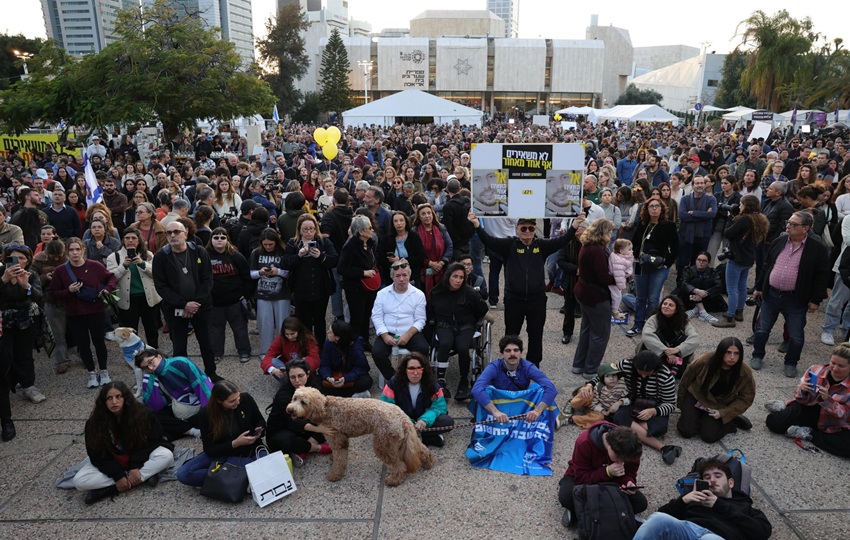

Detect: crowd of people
[0,117,848,536]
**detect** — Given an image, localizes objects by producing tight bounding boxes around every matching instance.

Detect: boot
[711,315,736,328]
[84,485,117,505]
[455,379,471,401]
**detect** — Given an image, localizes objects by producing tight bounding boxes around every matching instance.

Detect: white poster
[748,121,772,142]
[532,115,550,127]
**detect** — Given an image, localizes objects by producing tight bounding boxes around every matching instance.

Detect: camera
[716,247,734,262]
[638,253,664,268]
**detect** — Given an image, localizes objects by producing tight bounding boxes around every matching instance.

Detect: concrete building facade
[487,0,518,38]
[40,0,135,56]
[631,52,726,112]
[410,10,504,38]
[585,16,633,108]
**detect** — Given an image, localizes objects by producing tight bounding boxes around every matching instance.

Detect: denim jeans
[822,273,850,334]
[546,251,563,287]
[634,265,670,329]
[469,232,485,279]
[724,260,751,317]
[752,286,808,366]
[633,512,724,540]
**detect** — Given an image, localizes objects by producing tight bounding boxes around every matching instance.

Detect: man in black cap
[468,212,584,365]
[226,199,258,243]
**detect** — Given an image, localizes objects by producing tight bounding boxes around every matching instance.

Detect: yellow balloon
[326,126,341,145]
[554,114,562,121]
[322,143,338,160]
[313,127,328,146]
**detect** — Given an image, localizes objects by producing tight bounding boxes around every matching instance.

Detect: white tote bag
[245,449,297,508]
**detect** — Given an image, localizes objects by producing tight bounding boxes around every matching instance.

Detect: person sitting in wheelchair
[427,262,489,401]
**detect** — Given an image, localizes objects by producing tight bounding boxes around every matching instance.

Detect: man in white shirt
[85,135,107,159]
[370,260,429,381]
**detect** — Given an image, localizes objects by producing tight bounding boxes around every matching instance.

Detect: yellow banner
[0,134,82,162]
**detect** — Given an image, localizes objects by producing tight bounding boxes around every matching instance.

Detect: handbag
[359,268,381,291]
[200,460,249,503]
[157,378,202,420]
[64,262,101,303]
[245,447,297,508]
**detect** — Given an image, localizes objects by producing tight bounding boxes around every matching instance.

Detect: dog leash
[419,414,528,432]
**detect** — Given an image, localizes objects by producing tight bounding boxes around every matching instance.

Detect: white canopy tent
[554,106,597,115]
[342,90,483,128]
[778,109,823,127]
[594,104,679,124]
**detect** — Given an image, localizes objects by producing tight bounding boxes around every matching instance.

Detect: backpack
[572,482,638,540]
[676,448,752,496]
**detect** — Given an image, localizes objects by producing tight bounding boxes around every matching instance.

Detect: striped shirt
[587,357,677,416]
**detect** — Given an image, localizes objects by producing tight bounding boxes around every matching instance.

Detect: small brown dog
[286,387,434,486]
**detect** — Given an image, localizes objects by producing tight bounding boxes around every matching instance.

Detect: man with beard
[101,179,128,235]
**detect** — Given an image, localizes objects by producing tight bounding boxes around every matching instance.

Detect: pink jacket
[608,251,634,290]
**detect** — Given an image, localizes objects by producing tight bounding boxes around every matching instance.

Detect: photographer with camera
[248,176,279,223]
[258,142,283,175]
[712,195,768,329]
[706,174,741,267]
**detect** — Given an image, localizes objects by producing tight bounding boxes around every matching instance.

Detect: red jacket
[563,421,640,487]
[260,335,320,374]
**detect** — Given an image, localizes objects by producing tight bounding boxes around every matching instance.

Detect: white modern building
[631,53,726,112]
[487,0,518,38]
[40,0,135,55]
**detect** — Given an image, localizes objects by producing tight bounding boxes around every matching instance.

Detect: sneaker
[352,390,371,398]
[146,473,160,488]
[99,370,111,385]
[291,454,305,468]
[661,445,682,465]
[571,367,583,374]
[104,331,117,342]
[625,326,642,337]
[239,354,251,364]
[22,386,46,404]
[821,332,835,346]
[86,371,100,389]
[699,312,719,324]
[778,340,789,353]
[582,372,596,380]
[764,400,786,413]
[84,485,117,505]
[783,364,798,378]
[786,425,813,441]
[319,443,333,454]
[561,508,573,527]
[455,384,471,401]
[488,299,498,308]
[749,357,763,370]
[711,316,736,328]
[732,415,753,430]
[745,334,754,345]
[438,379,451,399]
[187,428,202,439]
[686,308,699,319]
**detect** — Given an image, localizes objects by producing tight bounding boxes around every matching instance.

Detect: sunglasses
[392,263,409,270]
[519,226,536,232]
[166,230,184,236]
[212,235,228,240]
[406,366,424,372]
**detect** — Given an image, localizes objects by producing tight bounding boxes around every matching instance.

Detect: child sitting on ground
[608,238,634,320]
[567,363,629,429]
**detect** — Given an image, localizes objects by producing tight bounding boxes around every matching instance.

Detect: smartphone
[4,255,16,266]
[695,480,710,491]
[808,370,818,392]
[308,240,317,249]
[248,427,264,437]
[127,248,136,259]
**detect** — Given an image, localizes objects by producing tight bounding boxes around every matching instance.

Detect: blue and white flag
[465,383,558,476]
[84,150,102,207]
[272,104,280,124]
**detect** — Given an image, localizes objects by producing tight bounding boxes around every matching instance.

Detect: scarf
[418,224,445,293]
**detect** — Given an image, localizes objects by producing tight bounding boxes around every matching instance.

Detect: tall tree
[735,10,814,111]
[319,29,352,117]
[256,3,311,114]
[614,84,663,106]
[0,0,274,140]
[714,50,757,109]
[0,34,44,91]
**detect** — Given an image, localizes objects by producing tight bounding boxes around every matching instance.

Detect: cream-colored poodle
[285,387,434,486]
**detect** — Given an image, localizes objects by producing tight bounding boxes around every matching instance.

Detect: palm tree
[735,10,814,111]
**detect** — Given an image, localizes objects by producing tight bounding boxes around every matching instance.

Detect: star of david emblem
[454,58,472,76]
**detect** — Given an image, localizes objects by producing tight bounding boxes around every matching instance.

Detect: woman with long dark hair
[261,316,320,381]
[380,210,426,286]
[713,194,769,328]
[380,352,454,447]
[265,359,333,461]
[639,295,700,379]
[176,379,265,487]
[428,262,489,399]
[318,320,373,397]
[676,337,755,443]
[251,227,290,355]
[411,203,453,296]
[206,227,252,363]
[73,381,173,505]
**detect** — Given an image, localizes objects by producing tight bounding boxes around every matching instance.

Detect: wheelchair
[428,318,493,387]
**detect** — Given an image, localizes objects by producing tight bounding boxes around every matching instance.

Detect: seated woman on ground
[73,381,174,505]
[319,320,374,398]
[638,295,700,379]
[677,337,756,443]
[380,352,454,447]
[135,349,213,441]
[176,379,266,487]
[265,359,336,464]
[261,316,321,381]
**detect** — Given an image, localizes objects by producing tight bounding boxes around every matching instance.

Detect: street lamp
[357,60,373,104]
[13,49,34,79]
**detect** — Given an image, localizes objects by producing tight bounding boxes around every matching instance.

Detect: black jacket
[723,214,759,267]
[441,194,473,250]
[237,219,266,261]
[337,235,378,290]
[199,392,266,459]
[85,409,172,482]
[207,249,252,306]
[477,225,575,301]
[378,231,426,285]
[266,379,321,439]
[657,489,772,540]
[281,236,338,299]
[320,205,354,253]
[152,242,214,311]
[757,232,830,305]
[632,220,679,268]
[427,284,489,327]
[761,196,794,242]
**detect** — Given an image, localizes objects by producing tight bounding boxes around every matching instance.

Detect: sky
[5,0,847,55]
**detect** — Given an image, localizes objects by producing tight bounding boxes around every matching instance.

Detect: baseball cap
[240,199,259,213]
[517,218,536,226]
[598,362,624,378]
[689,156,700,162]
[35,168,48,180]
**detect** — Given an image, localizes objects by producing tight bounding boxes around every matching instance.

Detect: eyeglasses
[785,220,804,228]
[696,258,709,262]
[166,230,184,236]
[519,226,536,232]
[212,235,228,240]
[406,366,424,372]
[392,263,409,270]
[647,204,662,209]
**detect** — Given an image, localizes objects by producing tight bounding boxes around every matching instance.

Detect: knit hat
[598,362,624,378]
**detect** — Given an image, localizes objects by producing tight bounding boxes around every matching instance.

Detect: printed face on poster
[471,143,584,218]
